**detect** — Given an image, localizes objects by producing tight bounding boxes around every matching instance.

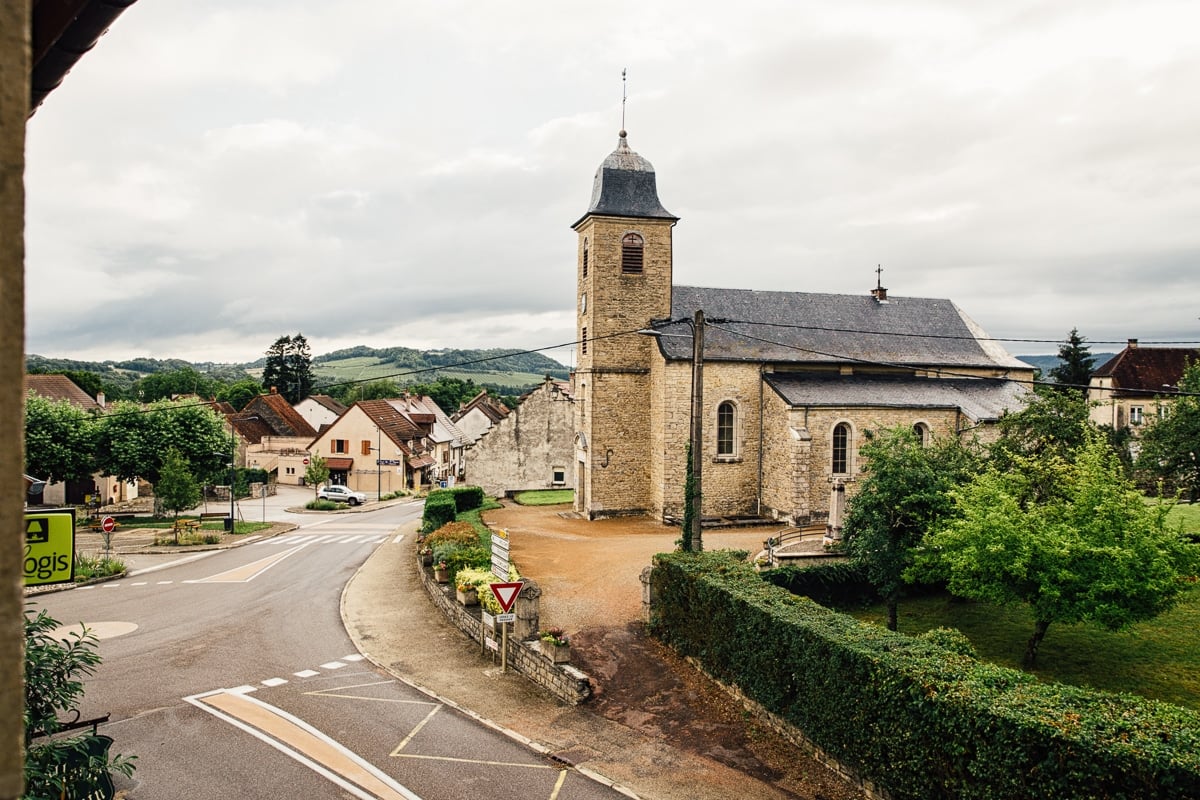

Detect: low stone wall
[418,558,592,705]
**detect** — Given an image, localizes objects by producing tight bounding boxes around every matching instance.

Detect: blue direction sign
[23,509,75,586]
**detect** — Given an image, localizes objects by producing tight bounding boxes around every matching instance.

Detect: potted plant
[432,560,449,584]
[539,627,571,664]
[455,578,478,606]
[419,544,433,566]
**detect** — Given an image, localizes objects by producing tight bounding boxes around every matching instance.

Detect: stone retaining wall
[418,558,592,705]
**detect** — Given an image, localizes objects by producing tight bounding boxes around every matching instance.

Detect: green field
[1167,501,1200,532]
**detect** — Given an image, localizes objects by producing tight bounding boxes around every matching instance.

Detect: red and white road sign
[489,582,524,613]
[100,516,116,533]
[302,458,310,465]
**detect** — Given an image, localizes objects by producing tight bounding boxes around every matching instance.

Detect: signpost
[23,509,75,586]
[489,580,524,673]
[100,516,116,533]
[491,528,511,580]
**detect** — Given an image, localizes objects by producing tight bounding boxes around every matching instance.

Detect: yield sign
[489,582,523,613]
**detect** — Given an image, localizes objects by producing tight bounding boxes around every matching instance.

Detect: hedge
[421,492,457,532]
[448,485,485,513]
[649,551,1200,800]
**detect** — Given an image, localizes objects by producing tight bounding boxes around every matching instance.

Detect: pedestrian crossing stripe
[253,535,388,546]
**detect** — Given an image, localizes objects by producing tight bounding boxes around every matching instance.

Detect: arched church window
[913,422,929,445]
[832,423,851,475]
[582,238,589,278]
[717,401,736,457]
[621,232,644,274]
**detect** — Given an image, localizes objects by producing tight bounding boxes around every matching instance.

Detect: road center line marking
[187,543,309,583]
[185,689,421,800]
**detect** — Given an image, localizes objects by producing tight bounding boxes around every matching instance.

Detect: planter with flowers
[419,544,434,566]
[539,627,571,664]
[455,580,478,606]
[432,560,449,584]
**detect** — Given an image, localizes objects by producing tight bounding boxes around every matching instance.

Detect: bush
[421,492,457,532]
[448,485,485,512]
[425,522,480,548]
[73,555,125,582]
[918,627,978,659]
[650,550,1200,800]
[306,499,342,511]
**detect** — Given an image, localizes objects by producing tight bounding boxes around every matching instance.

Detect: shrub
[918,627,978,659]
[425,522,479,548]
[448,485,485,512]
[73,555,125,582]
[650,550,1200,800]
[306,499,342,511]
[421,492,457,532]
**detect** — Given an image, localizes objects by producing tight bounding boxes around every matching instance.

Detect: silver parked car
[317,485,367,506]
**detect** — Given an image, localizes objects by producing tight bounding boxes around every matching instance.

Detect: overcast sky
[24,1,1200,367]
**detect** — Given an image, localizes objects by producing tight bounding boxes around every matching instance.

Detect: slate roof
[24,374,102,410]
[573,131,677,227]
[656,286,1029,371]
[1091,346,1200,396]
[765,373,1030,423]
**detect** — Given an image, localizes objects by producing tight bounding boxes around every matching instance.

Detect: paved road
[29,494,627,799]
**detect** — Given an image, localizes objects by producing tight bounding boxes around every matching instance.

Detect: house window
[621,232,644,273]
[581,326,588,355]
[1130,406,1144,426]
[582,238,589,278]
[716,401,736,457]
[285,467,295,475]
[1158,404,1169,420]
[361,440,372,455]
[332,439,348,454]
[552,467,566,486]
[832,423,851,475]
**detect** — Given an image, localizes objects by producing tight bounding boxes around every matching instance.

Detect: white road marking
[262,678,288,687]
[130,582,147,586]
[342,655,365,662]
[294,670,320,678]
[392,534,405,543]
[320,661,347,670]
[186,543,309,583]
[128,550,218,577]
[184,689,421,800]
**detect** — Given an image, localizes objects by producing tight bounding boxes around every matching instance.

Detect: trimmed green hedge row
[649,551,1200,800]
[421,485,486,531]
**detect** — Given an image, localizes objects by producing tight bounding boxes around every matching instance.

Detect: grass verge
[512,489,574,506]
[848,584,1200,709]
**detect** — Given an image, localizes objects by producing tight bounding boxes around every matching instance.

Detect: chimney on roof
[270,386,278,394]
[1128,338,1139,349]
[96,391,105,408]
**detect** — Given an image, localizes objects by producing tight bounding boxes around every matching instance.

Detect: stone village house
[462,377,575,497]
[572,131,1035,526]
[1088,339,1200,438]
[452,390,511,444]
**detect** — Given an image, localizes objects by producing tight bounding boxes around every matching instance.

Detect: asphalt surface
[343,513,862,800]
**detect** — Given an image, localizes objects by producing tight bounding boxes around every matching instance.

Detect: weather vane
[621,68,627,132]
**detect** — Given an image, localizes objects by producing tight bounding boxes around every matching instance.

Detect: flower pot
[433,568,449,584]
[456,587,478,606]
[541,641,570,664]
[421,552,433,566]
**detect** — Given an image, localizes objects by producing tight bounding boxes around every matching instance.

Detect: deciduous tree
[305,454,330,498]
[843,427,978,630]
[95,399,228,486]
[156,448,200,541]
[23,393,99,484]
[910,433,1197,666]
[1138,358,1200,501]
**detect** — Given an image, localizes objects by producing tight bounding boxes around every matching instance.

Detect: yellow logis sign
[23,509,75,586]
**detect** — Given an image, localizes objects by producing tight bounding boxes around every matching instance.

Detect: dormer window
[621,232,644,274]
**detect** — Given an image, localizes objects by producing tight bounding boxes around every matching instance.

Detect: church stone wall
[465,381,575,498]
[580,369,653,517]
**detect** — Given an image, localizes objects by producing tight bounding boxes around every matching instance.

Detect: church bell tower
[572,130,677,518]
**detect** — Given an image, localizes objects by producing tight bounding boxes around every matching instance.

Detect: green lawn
[849,584,1200,710]
[512,489,574,506]
[1166,501,1200,532]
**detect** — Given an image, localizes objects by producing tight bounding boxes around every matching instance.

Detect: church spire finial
[620,67,627,135]
[872,264,889,302]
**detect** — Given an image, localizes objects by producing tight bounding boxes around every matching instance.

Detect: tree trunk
[886,595,898,632]
[1024,619,1050,667]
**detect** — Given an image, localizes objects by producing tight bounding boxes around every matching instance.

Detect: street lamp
[639,308,707,552]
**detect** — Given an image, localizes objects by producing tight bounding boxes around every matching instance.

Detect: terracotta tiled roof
[23,374,102,410]
[356,399,424,446]
[243,392,319,438]
[1092,346,1200,396]
[452,390,510,424]
[325,457,354,471]
[307,394,348,415]
[407,454,435,469]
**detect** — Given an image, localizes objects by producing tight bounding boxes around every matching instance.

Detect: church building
[571,131,1034,525]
